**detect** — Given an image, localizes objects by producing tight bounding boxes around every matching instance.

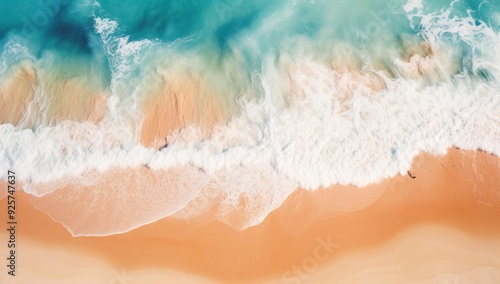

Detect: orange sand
[0,62,36,125]
[0,63,107,127]
[0,149,499,283]
[139,74,231,148]
[42,79,107,125]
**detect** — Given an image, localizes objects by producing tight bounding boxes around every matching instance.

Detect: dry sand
[0,149,499,283]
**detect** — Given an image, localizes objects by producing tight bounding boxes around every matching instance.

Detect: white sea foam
[403,0,423,13]
[94,17,118,38]
[1,1,499,236]
[0,38,36,80]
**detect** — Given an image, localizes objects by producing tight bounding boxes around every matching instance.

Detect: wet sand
[0,148,499,283]
[0,62,36,125]
[139,73,231,148]
[0,63,107,127]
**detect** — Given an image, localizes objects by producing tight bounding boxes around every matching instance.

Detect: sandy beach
[0,148,499,283]
[0,62,107,127]
[139,73,232,148]
[1,1,499,283]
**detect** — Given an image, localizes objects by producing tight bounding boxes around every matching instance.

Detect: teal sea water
[0,0,499,235]
[1,0,498,97]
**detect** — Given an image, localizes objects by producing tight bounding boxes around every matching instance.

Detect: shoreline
[0,148,499,283]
